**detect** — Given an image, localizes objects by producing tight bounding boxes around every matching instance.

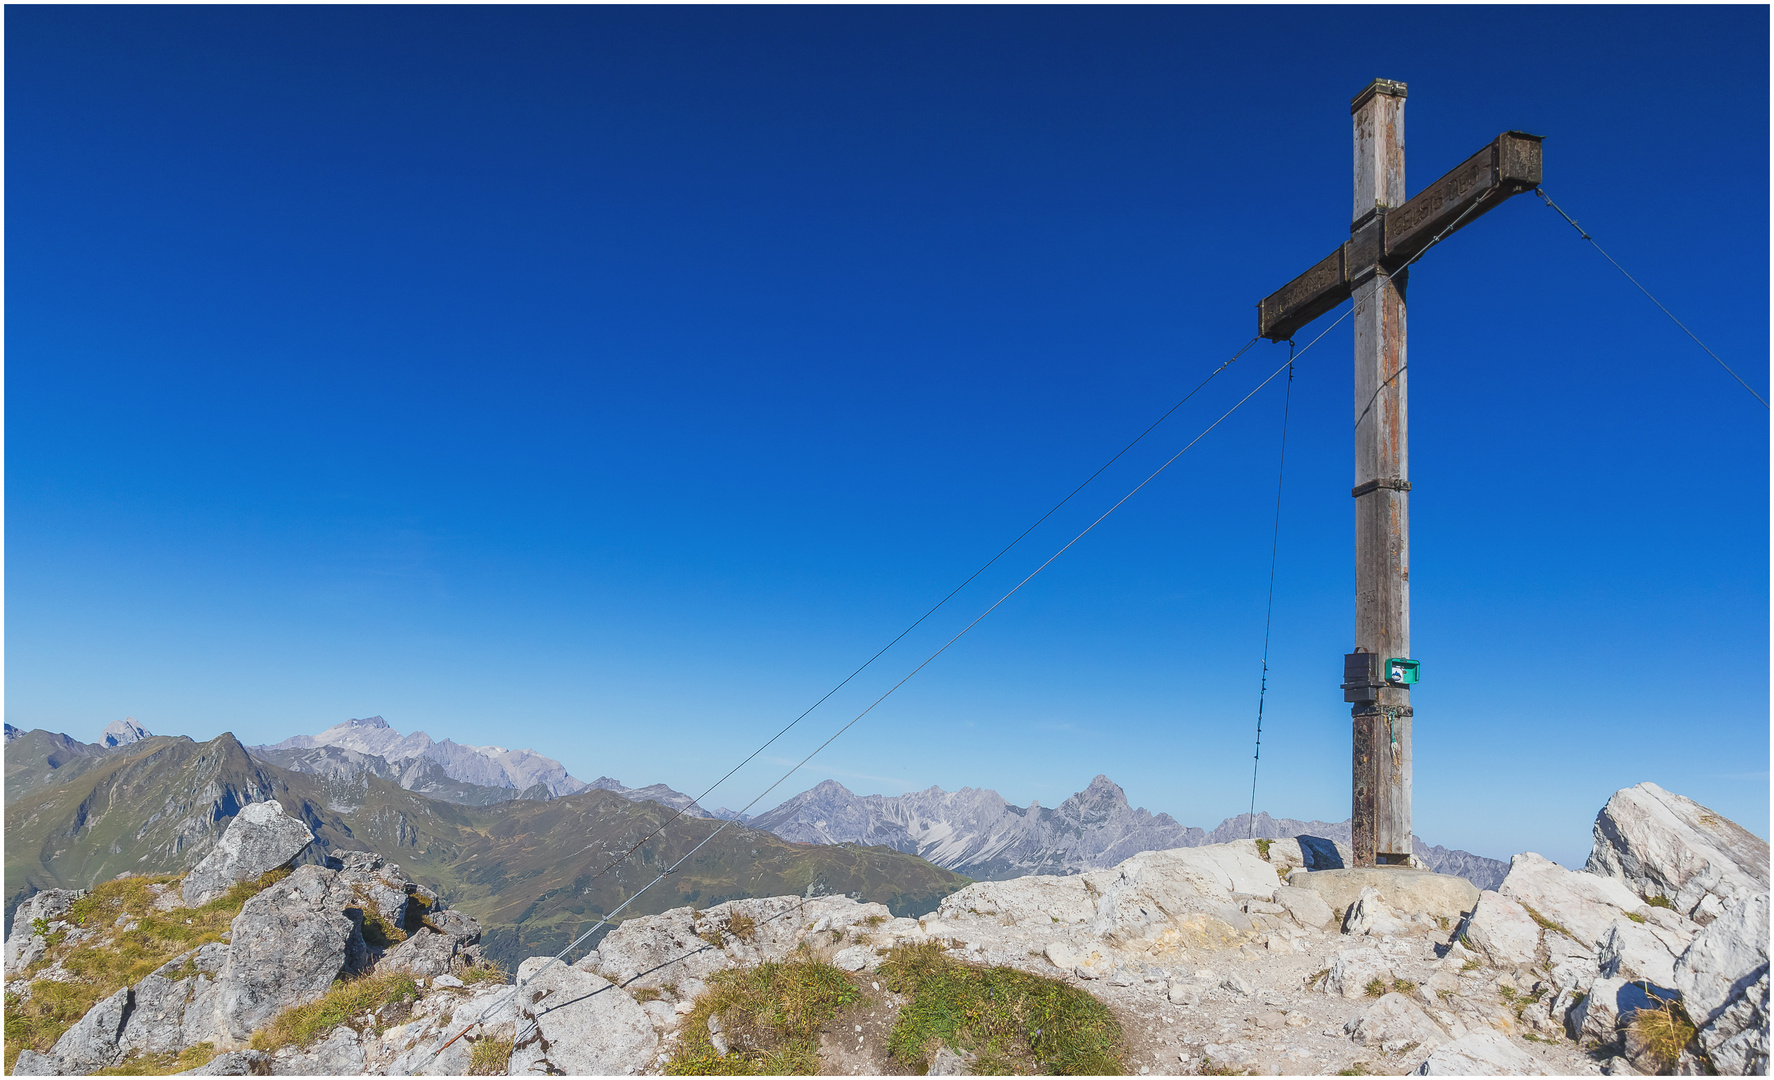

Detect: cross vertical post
[1254,80,1542,873]
[1348,78,1411,867]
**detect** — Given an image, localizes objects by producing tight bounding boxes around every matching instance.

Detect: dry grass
[1628,999,1697,1074]
[460,959,508,985]
[468,1035,513,1075]
[1518,903,1574,940]
[3,869,290,1071]
[250,971,421,1052]
[666,959,864,1075]
[91,1043,218,1075]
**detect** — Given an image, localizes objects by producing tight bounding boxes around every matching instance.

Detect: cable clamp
[1351,478,1411,498]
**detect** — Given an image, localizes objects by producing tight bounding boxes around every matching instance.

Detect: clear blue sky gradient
[8,7,1768,869]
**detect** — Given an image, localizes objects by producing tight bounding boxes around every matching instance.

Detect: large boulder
[1586,782,1769,925]
[1342,886,1408,937]
[5,888,86,975]
[509,956,657,1075]
[16,987,134,1074]
[182,801,314,907]
[1272,884,1335,930]
[1287,867,1479,924]
[214,864,359,1040]
[938,843,1274,952]
[1674,891,1770,1075]
[1496,852,1653,952]
[1457,890,1540,969]
[1411,1029,1551,1075]
[595,894,880,990]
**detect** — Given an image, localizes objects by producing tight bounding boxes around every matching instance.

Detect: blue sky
[8,6,1767,869]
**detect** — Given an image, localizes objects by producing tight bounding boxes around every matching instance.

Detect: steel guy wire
[1247,350,1294,839]
[552,336,1262,897]
[1536,187,1767,409]
[434,325,1335,1059]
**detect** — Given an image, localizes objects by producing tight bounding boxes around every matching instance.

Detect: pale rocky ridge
[8,780,1763,1075]
[100,718,152,748]
[254,715,589,798]
[749,775,1509,889]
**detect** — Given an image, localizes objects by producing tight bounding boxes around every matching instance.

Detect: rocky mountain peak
[342,715,392,730]
[100,717,152,747]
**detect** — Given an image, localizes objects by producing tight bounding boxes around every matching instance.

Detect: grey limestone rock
[39,985,134,1074]
[1342,885,1408,937]
[5,888,85,975]
[175,1049,268,1075]
[1272,884,1334,929]
[509,957,657,1076]
[1457,889,1541,969]
[269,1025,366,1075]
[1674,891,1770,1075]
[1326,945,1394,999]
[1344,991,1445,1051]
[1587,782,1769,925]
[1287,867,1479,925]
[181,801,314,907]
[214,863,358,1040]
[1411,1029,1551,1075]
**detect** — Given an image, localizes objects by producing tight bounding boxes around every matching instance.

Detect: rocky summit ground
[3,781,1766,1076]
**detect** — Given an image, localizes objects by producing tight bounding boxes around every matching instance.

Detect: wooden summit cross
[1256,79,1542,869]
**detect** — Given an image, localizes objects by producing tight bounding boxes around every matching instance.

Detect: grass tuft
[878,940,1122,1075]
[250,971,420,1052]
[1646,895,1676,910]
[1518,903,1574,939]
[460,959,508,985]
[1365,977,1388,998]
[1628,998,1697,1074]
[666,959,864,1075]
[468,1035,513,1075]
[92,1043,218,1075]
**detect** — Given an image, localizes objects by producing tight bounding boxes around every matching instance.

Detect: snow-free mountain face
[256,716,587,797]
[749,776,1509,888]
[100,718,152,748]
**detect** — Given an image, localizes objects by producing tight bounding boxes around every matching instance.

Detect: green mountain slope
[4,727,108,805]
[4,732,970,967]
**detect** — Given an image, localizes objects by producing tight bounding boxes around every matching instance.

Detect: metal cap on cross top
[1257,80,1539,868]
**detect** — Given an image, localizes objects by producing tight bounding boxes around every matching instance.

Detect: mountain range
[10,716,1510,896]
[2,728,968,966]
[749,776,1509,889]
[254,716,587,796]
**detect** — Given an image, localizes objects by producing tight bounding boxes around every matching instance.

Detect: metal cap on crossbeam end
[1350,78,1408,113]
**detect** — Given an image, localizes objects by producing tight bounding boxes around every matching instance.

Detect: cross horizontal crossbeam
[1258,131,1543,342]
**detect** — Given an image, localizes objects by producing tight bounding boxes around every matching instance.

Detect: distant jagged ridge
[750,776,1508,890]
[750,775,1206,881]
[255,716,587,797]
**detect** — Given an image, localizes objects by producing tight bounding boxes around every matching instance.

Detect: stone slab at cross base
[1287,868,1480,923]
